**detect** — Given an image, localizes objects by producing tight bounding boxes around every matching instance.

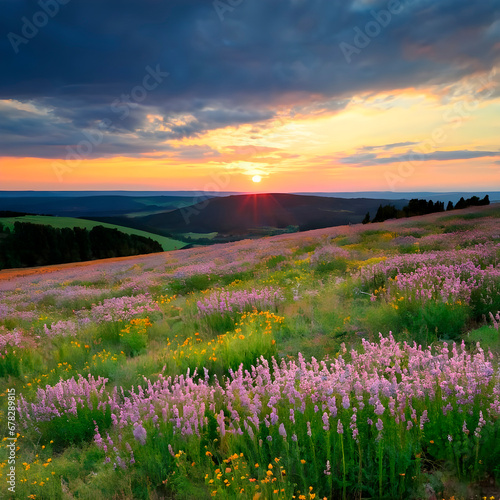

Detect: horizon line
[1,190,499,194]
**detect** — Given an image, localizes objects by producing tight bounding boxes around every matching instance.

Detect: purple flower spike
[133,424,147,445]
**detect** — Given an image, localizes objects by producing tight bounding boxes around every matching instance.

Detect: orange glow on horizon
[1,155,499,193]
[1,86,499,192]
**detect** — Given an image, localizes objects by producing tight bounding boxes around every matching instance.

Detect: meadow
[0,216,186,252]
[0,204,499,499]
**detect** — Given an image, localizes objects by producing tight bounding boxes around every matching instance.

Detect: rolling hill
[0,195,208,218]
[131,193,409,235]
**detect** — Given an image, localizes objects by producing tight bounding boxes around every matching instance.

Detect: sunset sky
[1,0,499,192]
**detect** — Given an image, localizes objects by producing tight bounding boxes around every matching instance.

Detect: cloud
[417,150,500,161]
[339,149,500,166]
[0,0,499,158]
[359,141,419,152]
[0,98,268,159]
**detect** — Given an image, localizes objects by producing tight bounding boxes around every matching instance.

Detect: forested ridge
[363,195,490,224]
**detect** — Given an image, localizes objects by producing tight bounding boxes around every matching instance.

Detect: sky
[0,0,499,193]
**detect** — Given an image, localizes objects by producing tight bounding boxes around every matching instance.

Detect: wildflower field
[1,204,500,499]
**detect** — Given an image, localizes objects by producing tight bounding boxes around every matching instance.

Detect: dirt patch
[0,252,166,282]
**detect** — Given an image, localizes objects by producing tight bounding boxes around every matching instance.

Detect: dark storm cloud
[158,107,276,140]
[0,0,499,158]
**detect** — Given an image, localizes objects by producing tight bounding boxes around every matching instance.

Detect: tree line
[363,195,490,224]
[0,222,162,269]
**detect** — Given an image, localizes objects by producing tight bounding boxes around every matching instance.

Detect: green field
[0,216,186,251]
[181,231,218,240]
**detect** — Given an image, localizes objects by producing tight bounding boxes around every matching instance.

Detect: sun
[252,175,262,183]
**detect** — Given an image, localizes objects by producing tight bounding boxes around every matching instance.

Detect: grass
[1,207,500,499]
[465,325,500,352]
[182,232,218,240]
[0,215,187,251]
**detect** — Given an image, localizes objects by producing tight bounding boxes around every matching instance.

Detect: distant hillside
[131,194,409,235]
[0,195,209,218]
[295,191,500,204]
